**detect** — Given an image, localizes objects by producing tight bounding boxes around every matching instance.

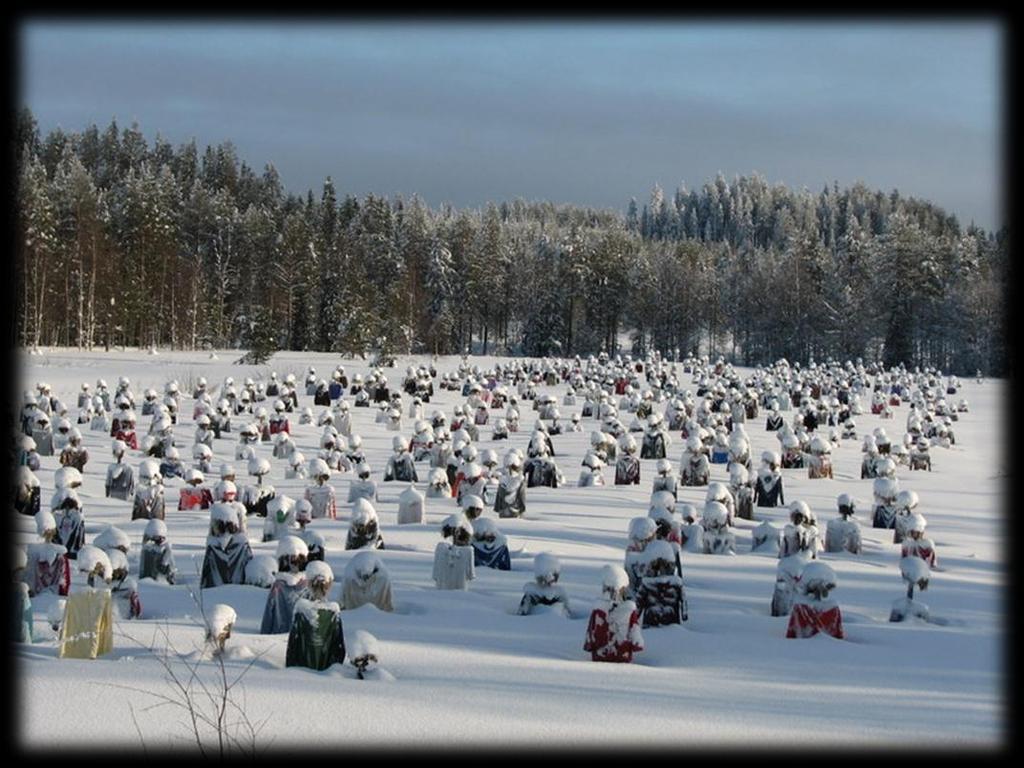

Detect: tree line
[12,108,1008,375]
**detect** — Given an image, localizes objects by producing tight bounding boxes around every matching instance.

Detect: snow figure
[285,563,346,671]
[825,494,862,554]
[675,504,702,553]
[517,553,569,616]
[648,502,684,554]
[58,427,89,473]
[12,548,33,643]
[132,459,166,521]
[706,482,736,527]
[494,456,527,518]
[842,419,857,441]
[241,457,275,518]
[18,434,41,472]
[780,502,819,559]
[53,489,86,560]
[107,549,142,620]
[909,437,932,472]
[680,435,710,487]
[524,448,564,489]
[751,519,781,555]
[871,475,900,530]
[701,501,737,555]
[584,564,644,663]
[527,422,555,459]
[341,551,394,611]
[780,432,804,470]
[889,556,932,622]
[305,460,338,520]
[15,465,41,517]
[174,469,211,512]
[729,463,755,521]
[410,420,434,460]
[640,414,668,460]
[635,540,688,627]
[709,427,730,465]
[578,450,607,488]
[138,518,176,583]
[471,518,511,571]
[191,443,213,476]
[892,489,921,545]
[615,435,642,485]
[268,400,290,437]
[426,467,453,499]
[347,498,385,551]
[786,562,844,639]
[32,411,54,456]
[260,493,298,543]
[200,505,253,588]
[25,511,71,596]
[753,451,785,508]
[765,405,784,432]
[53,417,74,454]
[770,549,812,617]
[433,515,476,590]
[901,513,937,567]
[113,410,138,452]
[260,537,309,634]
[397,484,425,525]
[384,436,418,483]
[234,423,260,461]
[649,458,679,500]
[727,432,752,473]
[348,463,379,505]
[806,435,834,479]
[624,516,657,595]
[58,545,114,659]
[205,604,238,658]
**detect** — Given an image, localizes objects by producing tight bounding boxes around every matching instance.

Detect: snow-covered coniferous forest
[13,347,1004,751]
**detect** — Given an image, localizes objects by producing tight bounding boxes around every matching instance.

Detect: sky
[20,20,1004,231]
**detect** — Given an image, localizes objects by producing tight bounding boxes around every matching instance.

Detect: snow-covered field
[15,349,1006,751]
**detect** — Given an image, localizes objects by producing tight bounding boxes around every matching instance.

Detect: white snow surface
[14,348,1006,750]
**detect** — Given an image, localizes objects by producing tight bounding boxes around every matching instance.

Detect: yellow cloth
[58,589,113,659]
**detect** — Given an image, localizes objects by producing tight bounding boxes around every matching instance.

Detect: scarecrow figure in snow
[53,416,74,455]
[131,459,166,521]
[260,536,309,634]
[410,420,435,460]
[892,489,920,544]
[751,519,781,555]
[806,435,833,479]
[175,468,211,511]
[383,436,418,483]
[765,405,784,432]
[433,515,476,590]
[785,562,844,639]
[139,518,176,583]
[471,518,511,571]
[19,435,41,472]
[339,551,394,612]
[347,463,379,505]
[871,472,900,530]
[58,428,89,472]
[262,494,299,543]
[634,540,688,626]
[517,553,569,616]
[241,457,276,518]
[624,516,657,596]
[206,604,238,658]
[285,451,308,481]
[426,466,453,499]
[200,504,253,588]
[650,458,679,500]
[909,437,932,471]
[706,482,736,527]
[13,548,33,644]
[753,451,785,508]
[107,549,142,620]
[701,501,737,555]
[584,564,644,663]
[234,423,261,461]
[54,486,87,560]
[397,484,425,525]
[709,427,730,465]
[286,562,346,671]
[495,454,527,518]
[57,545,114,660]
[305,460,338,520]
[679,435,710,487]
[780,432,804,469]
[727,432,753,473]
[615,435,641,485]
[293,500,326,562]
[825,494,862,554]
[729,463,755,521]
[578,450,607,487]
[640,414,668,459]
[192,443,214,475]
[15,465,41,517]
[770,549,812,617]
[780,502,819,559]
[346,498,385,551]
[524,445,564,489]
[889,556,932,622]
[900,513,937,567]
[24,510,70,596]
[32,411,55,456]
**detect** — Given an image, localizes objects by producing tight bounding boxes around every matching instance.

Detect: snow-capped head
[276,535,309,571]
[349,629,380,672]
[798,561,837,599]
[837,493,856,514]
[139,458,163,484]
[76,545,112,583]
[899,556,930,590]
[878,458,897,478]
[54,465,83,490]
[907,513,928,533]
[36,509,57,537]
[13,546,28,573]
[642,539,677,576]
[107,548,129,578]
[205,604,237,641]
[460,494,485,519]
[248,457,271,478]
[441,513,473,544]
[472,517,503,546]
[788,500,811,524]
[533,552,561,585]
[600,564,630,599]
[655,458,673,476]
[702,501,729,529]
[16,465,39,490]
[428,467,449,488]
[355,462,372,479]
[705,482,730,504]
[582,450,604,471]
[310,458,331,481]
[94,525,131,554]
[144,518,168,541]
[729,463,749,485]
[809,435,830,454]
[351,498,379,527]
[627,516,657,546]
[896,490,920,512]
